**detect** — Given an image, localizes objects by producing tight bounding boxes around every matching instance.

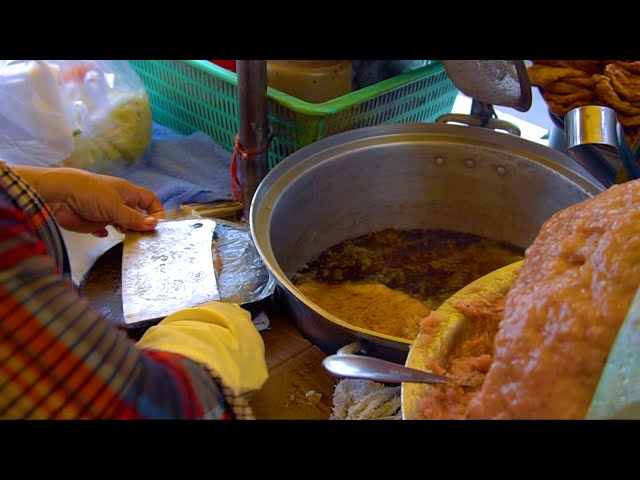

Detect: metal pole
[236,60,269,220]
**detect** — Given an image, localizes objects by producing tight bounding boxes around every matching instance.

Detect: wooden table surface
[79,242,338,420]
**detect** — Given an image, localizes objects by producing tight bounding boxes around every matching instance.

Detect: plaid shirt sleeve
[0,162,254,419]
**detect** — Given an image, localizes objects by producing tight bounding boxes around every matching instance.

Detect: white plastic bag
[0,60,152,173]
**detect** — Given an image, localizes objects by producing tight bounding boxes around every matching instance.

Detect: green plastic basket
[128,60,459,170]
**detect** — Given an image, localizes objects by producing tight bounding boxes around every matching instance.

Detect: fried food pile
[527,60,640,147]
[466,178,640,419]
[414,293,507,420]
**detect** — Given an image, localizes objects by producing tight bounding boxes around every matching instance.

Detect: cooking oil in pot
[292,228,524,340]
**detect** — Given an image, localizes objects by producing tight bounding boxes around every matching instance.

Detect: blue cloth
[109,122,233,209]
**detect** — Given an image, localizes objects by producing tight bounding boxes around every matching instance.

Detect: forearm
[0,204,241,419]
[1,255,240,419]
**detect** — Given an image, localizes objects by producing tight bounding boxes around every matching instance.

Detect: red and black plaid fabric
[0,162,252,419]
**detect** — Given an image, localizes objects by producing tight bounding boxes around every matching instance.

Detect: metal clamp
[436,99,522,136]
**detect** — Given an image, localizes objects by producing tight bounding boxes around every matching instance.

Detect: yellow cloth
[137,301,268,396]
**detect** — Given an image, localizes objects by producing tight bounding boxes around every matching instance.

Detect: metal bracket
[436,99,522,136]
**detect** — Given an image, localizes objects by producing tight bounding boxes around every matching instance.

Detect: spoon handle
[322,353,452,385]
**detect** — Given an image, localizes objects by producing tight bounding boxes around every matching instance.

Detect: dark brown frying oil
[293,228,524,310]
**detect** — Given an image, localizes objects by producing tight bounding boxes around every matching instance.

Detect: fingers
[100,181,163,232]
[118,185,164,231]
[134,186,164,216]
[51,173,164,233]
[50,203,111,234]
[64,221,111,235]
[111,205,159,232]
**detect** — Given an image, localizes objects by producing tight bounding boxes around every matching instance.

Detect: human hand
[14,166,164,235]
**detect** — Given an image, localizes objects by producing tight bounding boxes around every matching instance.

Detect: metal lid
[442,60,532,112]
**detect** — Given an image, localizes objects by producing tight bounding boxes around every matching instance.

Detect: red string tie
[230,133,273,202]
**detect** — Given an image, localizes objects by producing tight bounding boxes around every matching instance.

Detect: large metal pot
[250,123,605,363]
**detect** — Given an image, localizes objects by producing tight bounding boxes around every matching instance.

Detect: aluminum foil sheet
[213,219,276,305]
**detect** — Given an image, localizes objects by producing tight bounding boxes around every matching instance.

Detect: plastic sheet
[0,60,151,173]
[588,284,640,419]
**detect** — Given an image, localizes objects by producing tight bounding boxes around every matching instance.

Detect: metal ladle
[436,60,532,136]
[322,353,477,387]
